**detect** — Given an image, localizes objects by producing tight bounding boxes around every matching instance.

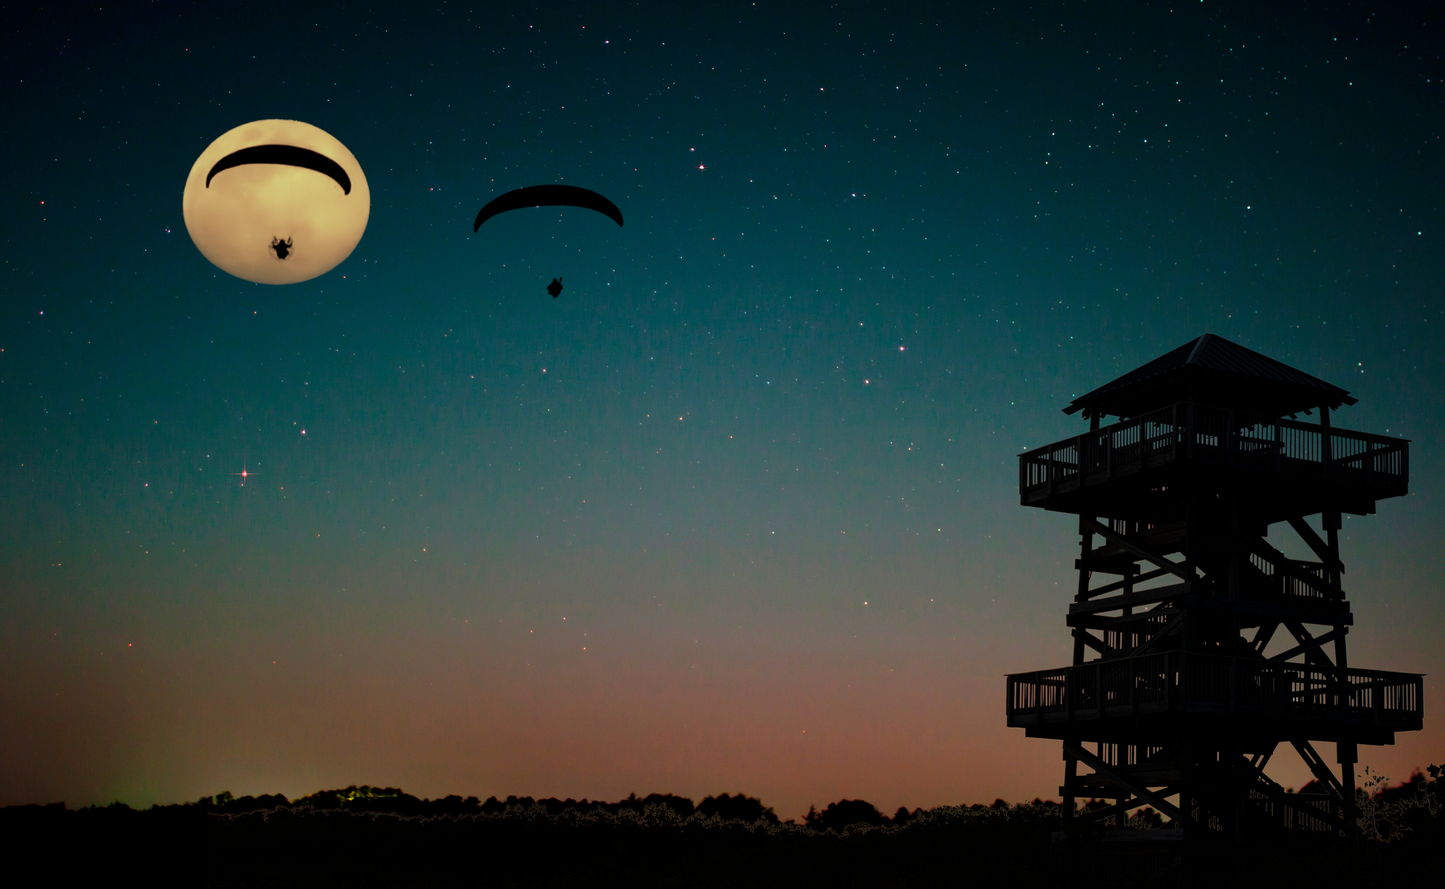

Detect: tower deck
[1007,652,1423,745]
[1019,402,1408,522]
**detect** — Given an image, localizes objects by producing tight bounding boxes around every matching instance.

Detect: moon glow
[183,120,369,285]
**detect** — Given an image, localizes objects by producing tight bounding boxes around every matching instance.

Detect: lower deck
[1007,651,1422,745]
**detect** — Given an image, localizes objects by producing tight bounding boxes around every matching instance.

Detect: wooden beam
[1291,740,1347,801]
[1082,517,1195,581]
[1072,790,1181,826]
[1127,612,1187,657]
[1250,742,1278,772]
[1287,516,1345,575]
[1268,626,1348,664]
[1236,751,1347,831]
[1069,582,1191,615]
[1250,621,1280,656]
[1077,631,1120,658]
[1062,743,1183,820]
[1075,555,1140,575]
[1282,621,1340,666]
[1083,567,1171,599]
[1067,606,1182,631]
[1179,595,1351,626]
[1235,530,1346,599]
[1087,524,1188,563]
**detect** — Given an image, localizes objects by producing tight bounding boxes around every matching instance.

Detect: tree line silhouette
[4,765,1440,887]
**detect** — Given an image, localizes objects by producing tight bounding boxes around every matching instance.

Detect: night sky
[3,2,1442,819]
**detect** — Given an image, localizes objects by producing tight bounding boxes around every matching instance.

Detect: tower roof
[1063,333,1357,420]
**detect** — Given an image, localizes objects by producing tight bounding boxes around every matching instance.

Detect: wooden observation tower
[1006,334,1423,843]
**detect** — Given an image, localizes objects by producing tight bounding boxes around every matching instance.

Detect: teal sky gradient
[2,1,1442,818]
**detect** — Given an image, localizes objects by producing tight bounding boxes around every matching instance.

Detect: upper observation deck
[1018,402,1409,521]
[1017,334,1408,522]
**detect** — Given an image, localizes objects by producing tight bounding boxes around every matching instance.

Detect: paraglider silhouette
[473,185,623,231]
[547,278,563,298]
[206,144,353,195]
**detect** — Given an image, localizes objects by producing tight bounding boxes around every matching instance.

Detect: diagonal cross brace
[1235,752,1347,832]
[1250,741,1278,772]
[1282,621,1339,666]
[1074,788,1181,826]
[1128,612,1187,657]
[1070,582,1192,615]
[1084,566,1172,599]
[1236,530,1346,599]
[1251,621,1280,656]
[1291,740,1347,801]
[1269,626,1348,664]
[1076,631,1121,658]
[1286,517,1344,575]
[1081,518,1195,581]
[1063,742,1183,821]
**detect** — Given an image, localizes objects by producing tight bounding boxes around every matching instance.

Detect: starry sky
[2,1,1442,818]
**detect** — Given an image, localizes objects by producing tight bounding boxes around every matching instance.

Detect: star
[233,463,257,487]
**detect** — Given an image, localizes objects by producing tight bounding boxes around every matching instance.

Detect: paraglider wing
[473,185,624,232]
[206,144,353,195]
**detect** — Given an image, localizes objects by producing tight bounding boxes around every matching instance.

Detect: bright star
[234,463,257,487]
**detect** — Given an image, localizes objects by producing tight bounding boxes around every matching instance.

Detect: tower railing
[1247,553,1331,603]
[1006,653,1423,730]
[1019,403,1409,498]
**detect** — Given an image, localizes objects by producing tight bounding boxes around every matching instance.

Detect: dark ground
[7,774,1442,888]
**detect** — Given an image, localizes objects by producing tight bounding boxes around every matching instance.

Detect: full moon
[183,120,369,285]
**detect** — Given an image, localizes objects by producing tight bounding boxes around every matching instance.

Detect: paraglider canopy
[474,185,623,231]
[207,144,353,195]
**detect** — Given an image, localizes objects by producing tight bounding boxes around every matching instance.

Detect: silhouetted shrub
[698,793,779,824]
[803,799,888,832]
[1357,763,1444,844]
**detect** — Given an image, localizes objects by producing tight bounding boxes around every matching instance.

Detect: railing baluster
[1021,402,1406,500]
[1130,657,1137,715]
